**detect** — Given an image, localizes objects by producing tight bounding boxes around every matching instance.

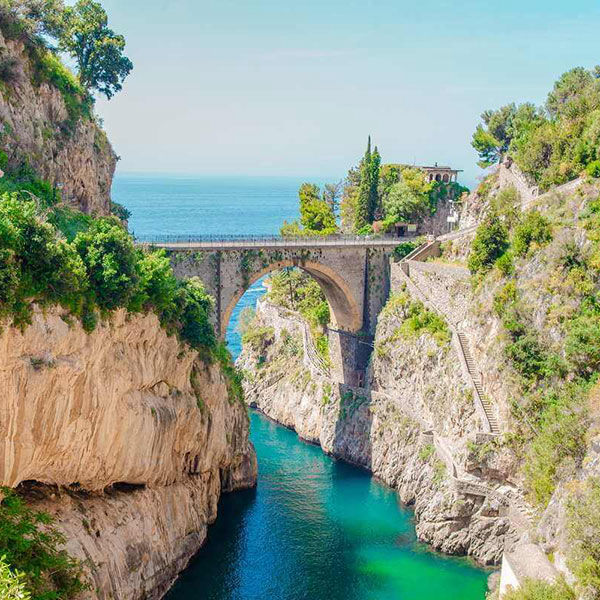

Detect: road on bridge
[135,233,419,250]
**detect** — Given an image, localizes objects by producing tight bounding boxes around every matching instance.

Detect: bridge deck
[136,234,417,250]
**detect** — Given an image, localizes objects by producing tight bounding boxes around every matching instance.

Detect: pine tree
[354,136,372,231]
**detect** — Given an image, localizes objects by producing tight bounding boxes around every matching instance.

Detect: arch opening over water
[220,260,361,340]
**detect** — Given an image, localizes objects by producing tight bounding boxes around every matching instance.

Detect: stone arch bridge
[140,235,411,384]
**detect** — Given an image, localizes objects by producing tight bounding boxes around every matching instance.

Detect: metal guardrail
[135,233,412,247]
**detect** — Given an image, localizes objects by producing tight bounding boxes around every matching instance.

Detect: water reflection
[166,413,488,600]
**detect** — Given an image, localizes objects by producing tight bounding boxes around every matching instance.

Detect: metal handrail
[134,232,411,245]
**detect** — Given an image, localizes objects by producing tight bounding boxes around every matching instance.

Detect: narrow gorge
[238,161,600,598]
[2,3,600,600]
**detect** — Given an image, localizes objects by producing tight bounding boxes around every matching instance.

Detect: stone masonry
[166,243,396,385]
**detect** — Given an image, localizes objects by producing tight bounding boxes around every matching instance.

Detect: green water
[166,411,488,600]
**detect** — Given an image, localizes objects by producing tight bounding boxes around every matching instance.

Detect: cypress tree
[354,136,372,231]
[369,146,381,221]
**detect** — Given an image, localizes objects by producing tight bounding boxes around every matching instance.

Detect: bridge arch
[220,259,362,339]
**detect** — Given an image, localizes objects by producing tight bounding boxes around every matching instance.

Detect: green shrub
[418,443,434,462]
[565,313,600,376]
[512,210,552,257]
[73,217,139,311]
[0,161,60,209]
[567,477,600,594]
[493,281,518,316]
[501,578,575,600]
[213,342,245,406]
[31,49,92,128]
[468,216,509,274]
[0,555,30,600]
[315,333,330,364]
[241,325,274,352]
[48,207,92,242]
[267,268,330,329]
[524,384,588,506]
[495,250,514,276]
[130,249,178,314]
[491,185,521,227]
[505,332,553,382]
[167,278,215,352]
[110,201,131,221]
[586,159,600,178]
[393,241,419,260]
[0,488,88,599]
[0,194,87,326]
[399,300,450,346]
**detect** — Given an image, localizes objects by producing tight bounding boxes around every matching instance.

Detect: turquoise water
[165,413,488,600]
[113,174,488,600]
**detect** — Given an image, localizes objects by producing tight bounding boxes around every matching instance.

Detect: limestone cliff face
[0,31,116,214]
[238,299,515,565]
[0,307,257,599]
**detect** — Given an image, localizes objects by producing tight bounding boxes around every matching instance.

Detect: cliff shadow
[330,383,374,473]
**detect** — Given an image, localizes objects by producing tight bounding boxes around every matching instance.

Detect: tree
[57,0,132,99]
[467,215,509,274]
[298,183,321,211]
[323,181,342,216]
[381,167,432,226]
[377,164,402,205]
[471,104,518,167]
[546,67,599,119]
[368,145,381,220]
[340,165,360,232]
[354,136,373,231]
[300,199,336,234]
[383,181,429,225]
[280,182,337,236]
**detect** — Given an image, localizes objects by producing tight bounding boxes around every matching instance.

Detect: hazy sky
[95,0,600,186]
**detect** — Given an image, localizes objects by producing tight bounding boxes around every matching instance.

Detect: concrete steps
[457,331,500,434]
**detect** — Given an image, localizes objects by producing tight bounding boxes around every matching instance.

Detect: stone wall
[404,260,471,326]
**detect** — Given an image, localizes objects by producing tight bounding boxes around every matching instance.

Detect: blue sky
[95,0,600,187]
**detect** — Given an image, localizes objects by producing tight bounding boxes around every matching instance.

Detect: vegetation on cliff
[376,288,450,356]
[468,179,600,596]
[0,193,218,354]
[472,66,600,190]
[1,0,132,101]
[0,488,87,600]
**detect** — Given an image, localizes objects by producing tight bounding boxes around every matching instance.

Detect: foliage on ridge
[472,65,600,190]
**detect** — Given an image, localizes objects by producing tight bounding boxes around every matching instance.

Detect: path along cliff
[238,163,600,597]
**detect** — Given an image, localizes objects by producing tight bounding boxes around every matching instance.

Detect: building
[419,163,462,183]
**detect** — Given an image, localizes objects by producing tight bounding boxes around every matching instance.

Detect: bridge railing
[134,233,409,246]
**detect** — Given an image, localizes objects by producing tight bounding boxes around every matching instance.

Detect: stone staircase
[456,331,500,434]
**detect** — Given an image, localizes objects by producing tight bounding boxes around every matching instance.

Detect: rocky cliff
[239,296,516,566]
[239,170,600,592]
[0,307,257,599]
[0,30,116,214]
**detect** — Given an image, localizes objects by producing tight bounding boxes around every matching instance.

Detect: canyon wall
[240,171,600,598]
[0,31,116,214]
[0,307,257,599]
[238,298,518,566]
